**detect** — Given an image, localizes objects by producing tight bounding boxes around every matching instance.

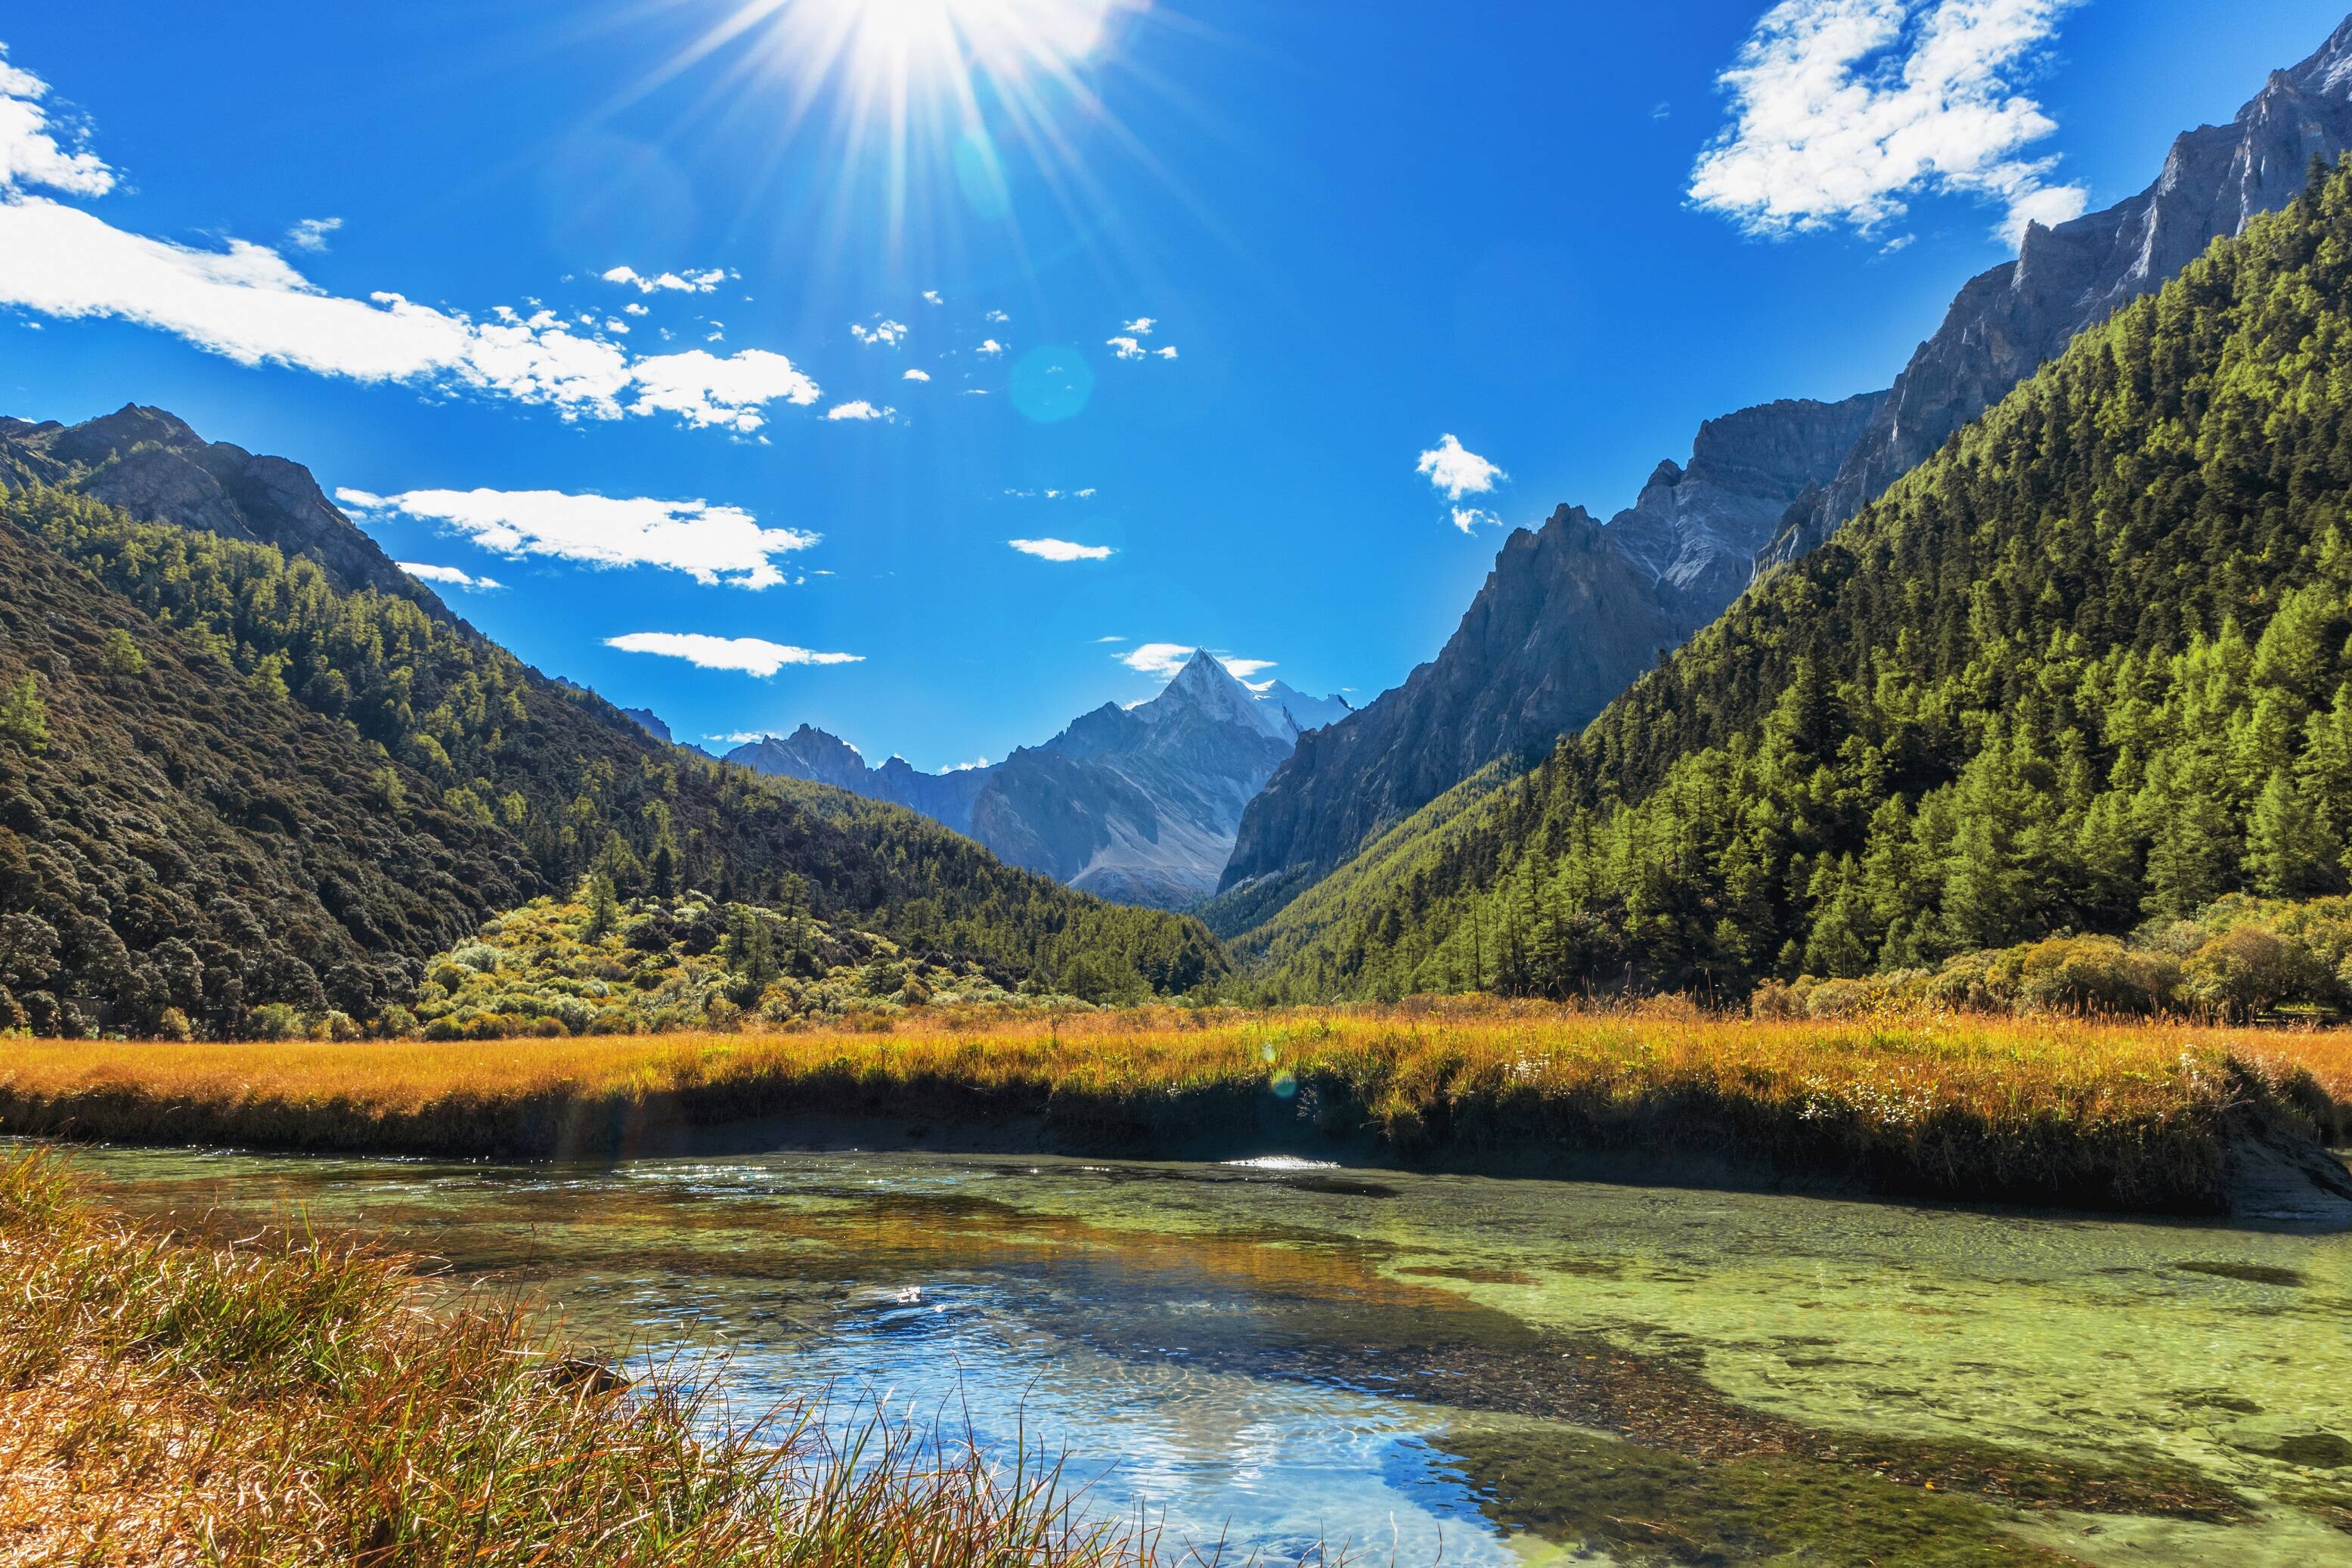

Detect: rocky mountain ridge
[0,404,435,607]
[1218,13,2352,917]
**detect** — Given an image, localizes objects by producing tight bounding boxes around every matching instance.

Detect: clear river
[69,1144,2352,1566]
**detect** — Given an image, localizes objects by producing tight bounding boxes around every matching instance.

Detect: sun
[825,0,1123,82]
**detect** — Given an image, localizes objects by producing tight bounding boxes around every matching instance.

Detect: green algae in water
[52,1143,2352,1565]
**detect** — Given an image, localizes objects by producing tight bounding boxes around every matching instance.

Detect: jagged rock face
[1221,395,1876,894]
[0,404,435,606]
[727,651,1337,908]
[1764,14,2352,566]
[1224,16,2352,907]
[620,708,673,745]
[1607,392,1888,618]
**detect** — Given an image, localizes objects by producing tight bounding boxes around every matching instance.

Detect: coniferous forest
[0,485,1219,1037]
[1244,158,2352,1006]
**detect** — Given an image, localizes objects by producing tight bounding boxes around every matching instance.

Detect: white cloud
[922,290,944,305]
[355,487,819,589]
[287,216,342,253]
[334,487,387,511]
[708,730,773,745]
[0,47,114,197]
[623,302,648,316]
[1689,0,2087,246]
[0,193,823,431]
[606,633,862,676]
[1092,634,1126,644]
[976,338,1006,358]
[1106,335,1144,361]
[1120,643,1197,678]
[902,367,931,382]
[850,318,908,346]
[602,265,726,294]
[944,756,991,772]
[1154,346,1178,360]
[824,399,894,421]
[984,308,1009,323]
[1009,538,1114,562]
[1417,433,1505,500]
[1117,316,1155,336]
[1451,507,1504,532]
[1116,643,1271,680]
[396,561,502,590]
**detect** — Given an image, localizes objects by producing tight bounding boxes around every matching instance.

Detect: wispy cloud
[342,487,818,590]
[850,317,909,346]
[606,633,862,675]
[287,216,342,253]
[396,561,502,590]
[602,265,727,294]
[1117,316,1156,336]
[1009,538,1114,562]
[1452,507,1505,532]
[1689,0,2087,246]
[1417,434,1504,500]
[1117,643,1270,680]
[984,308,1009,324]
[944,756,991,772]
[1092,634,1126,644]
[922,290,944,305]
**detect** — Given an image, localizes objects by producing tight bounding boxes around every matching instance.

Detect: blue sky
[1,0,2344,768]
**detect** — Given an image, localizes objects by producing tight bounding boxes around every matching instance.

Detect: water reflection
[70,1145,2352,1565]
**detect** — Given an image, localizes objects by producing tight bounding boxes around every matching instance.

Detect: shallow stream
[72,1145,2352,1565]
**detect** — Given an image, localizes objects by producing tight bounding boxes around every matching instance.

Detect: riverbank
[0,1148,1172,1566]
[6,1003,2350,1216]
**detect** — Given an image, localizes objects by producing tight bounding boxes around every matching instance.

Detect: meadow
[5,1001,2348,1213]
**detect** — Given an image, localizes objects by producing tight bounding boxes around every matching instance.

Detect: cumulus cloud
[1117,316,1155,336]
[976,338,1006,358]
[944,756,991,772]
[396,561,502,590]
[606,632,862,676]
[922,290,944,305]
[850,317,909,346]
[287,216,342,253]
[1106,335,1144,361]
[347,487,819,589]
[1009,538,1114,562]
[902,367,931,382]
[1154,345,1178,360]
[602,265,726,294]
[624,302,649,316]
[1451,507,1505,532]
[1417,434,1505,500]
[984,308,1009,324]
[0,200,821,430]
[0,46,114,197]
[1689,0,2088,246]
[823,400,894,421]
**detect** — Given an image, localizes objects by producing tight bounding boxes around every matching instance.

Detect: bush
[154,1006,194,1042]
[248,1002,304,1041]
[2184,923,2330,1021]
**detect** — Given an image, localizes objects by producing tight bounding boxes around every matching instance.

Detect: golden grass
[3,999,2348,1210]
[0,1148,1213,1566]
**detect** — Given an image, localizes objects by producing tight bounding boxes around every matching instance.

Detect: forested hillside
[0,485,1219,1036]
[1249,157,2352,1002]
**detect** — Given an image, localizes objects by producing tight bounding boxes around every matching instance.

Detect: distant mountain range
[726,651,1350,909]
[1217,13,2352,920]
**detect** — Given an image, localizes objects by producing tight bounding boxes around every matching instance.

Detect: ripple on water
[60,1143,2352,1566]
